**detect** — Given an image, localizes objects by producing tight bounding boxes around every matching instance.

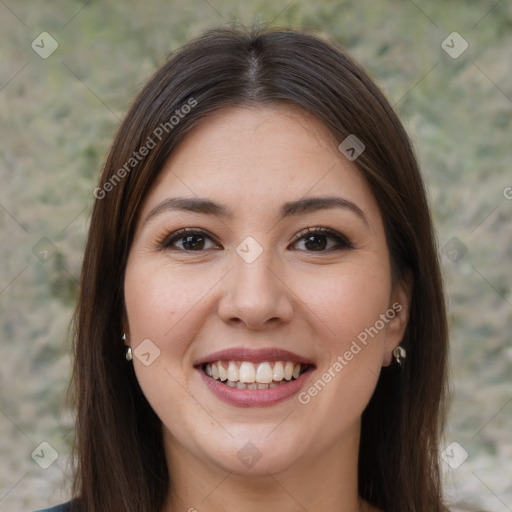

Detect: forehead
[139,104,382,228]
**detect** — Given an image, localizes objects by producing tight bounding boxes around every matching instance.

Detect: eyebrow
[143,195,369,226]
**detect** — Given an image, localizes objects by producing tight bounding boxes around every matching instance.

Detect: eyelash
[156,226,354,252]
[291,226,354,251]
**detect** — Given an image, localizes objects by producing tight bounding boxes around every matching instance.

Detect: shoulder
[32,500,77,512]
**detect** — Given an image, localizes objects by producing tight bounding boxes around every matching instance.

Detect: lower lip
[197,367,314,407]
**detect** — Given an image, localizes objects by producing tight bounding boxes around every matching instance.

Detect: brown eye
[290,227,353,252]
[159,229,220,251]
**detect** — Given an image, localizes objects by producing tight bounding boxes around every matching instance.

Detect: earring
[393,345,406,366]
[122,333,132,361]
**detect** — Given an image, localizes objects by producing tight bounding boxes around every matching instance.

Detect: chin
[214,446,302,476]
[194,428,307,476]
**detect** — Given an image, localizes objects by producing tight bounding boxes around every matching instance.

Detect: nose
[217,247,294,330]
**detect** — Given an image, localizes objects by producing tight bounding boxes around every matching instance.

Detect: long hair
[70,25,449,512]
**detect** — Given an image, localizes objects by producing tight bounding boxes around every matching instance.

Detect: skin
[123,104,411,512]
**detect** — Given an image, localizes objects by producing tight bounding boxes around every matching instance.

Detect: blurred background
[0,1,511,511]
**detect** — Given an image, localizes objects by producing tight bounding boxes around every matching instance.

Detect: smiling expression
[122,104,409,476]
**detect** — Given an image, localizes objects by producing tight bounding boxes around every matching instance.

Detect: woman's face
[123,105,410,476]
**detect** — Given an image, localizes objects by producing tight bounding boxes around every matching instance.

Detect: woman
[35,25,449,512]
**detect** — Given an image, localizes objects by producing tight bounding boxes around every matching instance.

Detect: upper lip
[193,347,315,367]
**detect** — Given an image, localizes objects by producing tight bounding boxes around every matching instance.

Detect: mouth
[193,347,315,407]
[202,360,311,390]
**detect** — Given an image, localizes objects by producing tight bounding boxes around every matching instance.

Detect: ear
[382,270,413,367]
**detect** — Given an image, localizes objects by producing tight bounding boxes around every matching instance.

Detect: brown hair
[70,25,449,512]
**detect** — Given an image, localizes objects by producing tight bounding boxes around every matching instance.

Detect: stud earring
[393,345,406,366]
[122,333,132,361]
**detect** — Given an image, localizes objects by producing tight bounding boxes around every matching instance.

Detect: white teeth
[239,361,256,383]
[227,361,239,382]
[284,362,294,380]
[272,361,284,381]
[204,360,308,387]
[255,362,273,383]
[217,362,228,381]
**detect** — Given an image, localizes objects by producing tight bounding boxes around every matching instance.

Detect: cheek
[124,259,215,355]
[295,266,391,429]
[123,260,213,426]
[308,263,392,351]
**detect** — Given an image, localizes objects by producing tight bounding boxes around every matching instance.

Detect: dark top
[32,500,75,512]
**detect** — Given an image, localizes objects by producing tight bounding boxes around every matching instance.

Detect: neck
[161,420,376,512]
